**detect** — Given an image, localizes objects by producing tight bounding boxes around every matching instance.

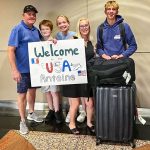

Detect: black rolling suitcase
[95,84,136,148]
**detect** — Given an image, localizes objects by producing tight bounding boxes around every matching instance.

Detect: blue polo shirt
[8,20,40,73]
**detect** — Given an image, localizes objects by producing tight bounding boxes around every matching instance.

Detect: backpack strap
[38,30,43,40]
[98,23,127,51]
[98,23,104,50]
[119,23,127,50]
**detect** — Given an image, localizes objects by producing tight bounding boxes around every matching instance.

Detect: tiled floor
[0,108,150,141]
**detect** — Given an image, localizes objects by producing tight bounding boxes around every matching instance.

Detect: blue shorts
[17,73,35,93]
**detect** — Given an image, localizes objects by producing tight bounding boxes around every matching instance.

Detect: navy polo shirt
[8,20,40,73]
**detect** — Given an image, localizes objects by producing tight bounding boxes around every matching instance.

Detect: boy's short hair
[39,20,53,31]
[105,1,119,10]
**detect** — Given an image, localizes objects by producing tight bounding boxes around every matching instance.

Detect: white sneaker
[19,121,29,135]
[78,105,84,112]
[27,112,43,122]
[65,113,70,123]
[77,111,86,123]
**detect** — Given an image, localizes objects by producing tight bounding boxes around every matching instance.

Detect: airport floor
[0,108,150,141]
[0,108,91,138]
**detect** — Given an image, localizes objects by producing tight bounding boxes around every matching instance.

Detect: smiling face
[56,16,70,33]
[79,19,90,38]
[104,1,119,21]
[23,11,36,27]
[40,25,52,39]
[105,6,118,21]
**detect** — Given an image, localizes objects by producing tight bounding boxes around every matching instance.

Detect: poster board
[28,39,87,87]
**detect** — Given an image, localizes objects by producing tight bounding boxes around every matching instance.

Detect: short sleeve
[8,27,19,47]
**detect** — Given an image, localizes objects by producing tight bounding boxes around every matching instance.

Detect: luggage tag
[138,115,146,125]
[122,71,131,84]
[126,73,131,84]
[123,71,128,79]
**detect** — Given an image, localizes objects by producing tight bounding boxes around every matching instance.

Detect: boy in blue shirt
[97,0,137,59]
[8,5,43,135]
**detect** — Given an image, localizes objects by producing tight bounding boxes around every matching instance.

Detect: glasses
[79,24,89,29]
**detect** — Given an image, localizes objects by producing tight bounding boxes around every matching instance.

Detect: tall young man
[97,0,137,59]
[8,5,43,135]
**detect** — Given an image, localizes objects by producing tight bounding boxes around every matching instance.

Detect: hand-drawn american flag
[78,70,86,76]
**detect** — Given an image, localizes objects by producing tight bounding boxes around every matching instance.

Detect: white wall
[0,0,150,107]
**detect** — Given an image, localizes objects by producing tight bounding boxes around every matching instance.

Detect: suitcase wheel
[96,139,102,145]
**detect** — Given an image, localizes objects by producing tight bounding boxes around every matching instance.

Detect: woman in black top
[62,18,95,134]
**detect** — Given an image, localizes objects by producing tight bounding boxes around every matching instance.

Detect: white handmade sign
[28,39,87,87]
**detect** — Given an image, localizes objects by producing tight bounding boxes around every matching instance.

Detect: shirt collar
[21,20,36,30]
